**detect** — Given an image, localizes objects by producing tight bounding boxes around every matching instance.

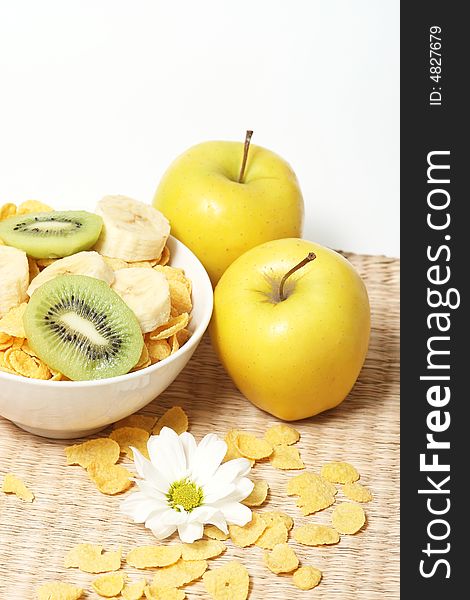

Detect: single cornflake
[65,439,120,468]
[37,581,83,600]
[321,461,360,484]
[122,579,147,600]
[202,561,250,600]
[235,433,273,460]
[229,513,267,547]
[114,414,157,433]
[293,523,340,546]
[223,430,254,465]
[144,585,186,599]
[332,502,366,534]
[92,572,125,597]
[260,511,294,531]
[342,482,373,503]
[2,473,34,502]
[292,566,322,590]
[180,539,226,561]
[263,543,299,574]
[126,545,182,569]
[255,520,289,550]
[270,444,305,470]
[264,424,300,446]
[87,462,133,495]
[153,406,189,435]
[242,480,269,506]
[287,472,336,515]
[204,525,230,541]
[150,558,207,588]
[64,544,121,573]
[109,426,150,460]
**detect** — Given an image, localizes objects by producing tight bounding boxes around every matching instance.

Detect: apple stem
[238,130,253,183]
[279,252,317,301]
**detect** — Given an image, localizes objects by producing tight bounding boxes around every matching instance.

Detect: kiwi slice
[0,210,103,259]
[23,275,144,381]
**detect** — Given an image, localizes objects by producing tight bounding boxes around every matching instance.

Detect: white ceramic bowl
[0,236,213,439]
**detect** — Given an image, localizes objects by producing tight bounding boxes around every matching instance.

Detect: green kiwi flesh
[23,275,144,380]
[0,210,103,258]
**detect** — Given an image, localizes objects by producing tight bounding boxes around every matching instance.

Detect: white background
[0,1,399,257]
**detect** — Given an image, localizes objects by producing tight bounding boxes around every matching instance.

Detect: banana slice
[0,246,29,317]
[27,250,115,296]
[111,267,170,333]
[93,195,170,261]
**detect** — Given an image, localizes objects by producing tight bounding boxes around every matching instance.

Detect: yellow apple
[210,238,370,421]
[153,132,304,285]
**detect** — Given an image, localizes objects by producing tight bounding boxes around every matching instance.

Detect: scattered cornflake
[126,545,182,569]
[181,539,226,561]
[223,430,253,465]
[153,406,189,435]
[154,266,192,294]
[321,461,360,484]
[260,511,294,531]
[332,502,366,534]
[0,303,27,337]
[114,414,157,433]
[229,512,267,547]
[293,523,340,546]
[169,333,179,354]
[295,492,336,516]
[109,426,150,460]
[270,444,305,470]
[292,566,322,590]
[204,525,229,541]
[122,579,147,600]
[4,348,51,380]
[102,256,129,271]
[150,558,207,588]
[2,473,34,502]
[264,424,300,447]
[149,313,189,341]
[287,472,337,498]
[255,520,288,550]
[64,544,121,573]
[92,572,125,597]
[342,482,373,503]
[263,543,299,574]
[202,561,249,600]
[0,202,16,221]
[144,585,185,600]
[168,280,192,315]
[235,433,273,460]
[147,339,171,363]
[16,200,54,214]
[176,328,191,346]
[242,480,269,507]
[65,439,120,468]
[87,462,133,495]
[37,581,83,600]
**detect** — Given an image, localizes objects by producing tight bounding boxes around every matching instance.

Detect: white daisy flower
[120,426,254,543]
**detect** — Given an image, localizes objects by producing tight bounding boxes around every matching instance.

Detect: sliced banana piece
[27,250,115,296]
[93,195,170,261]
[111,267,170,333]
[0,246,29,317]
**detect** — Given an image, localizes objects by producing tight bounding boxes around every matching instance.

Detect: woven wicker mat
[0,252,399,599]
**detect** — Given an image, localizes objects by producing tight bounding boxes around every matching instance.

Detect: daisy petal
[147,427,187,482]
[188,505,218,523]
[178,521,204,543]
[180,432,197,467]
[205,512,229,534]
[148,522,177,540]
[203,482,236,504]
[158,508,188,525]
[132,447,171,493]
[120,492,162,523]
[220,502,252,526]
[190,434,228,486]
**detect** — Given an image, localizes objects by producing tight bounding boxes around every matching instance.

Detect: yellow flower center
[167,479,204,512]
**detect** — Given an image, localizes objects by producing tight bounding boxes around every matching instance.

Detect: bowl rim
[0,235,213,387]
